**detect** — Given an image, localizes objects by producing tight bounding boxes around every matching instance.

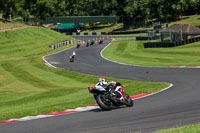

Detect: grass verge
[0,27,169,121]
[102,40,200,66]
[153,124,200,133]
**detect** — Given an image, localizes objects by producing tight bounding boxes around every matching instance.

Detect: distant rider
[77,41,81,48]
[91,39,95,45]
[70,51,76,62]
[86,40,90,47]
[72,51,76,56]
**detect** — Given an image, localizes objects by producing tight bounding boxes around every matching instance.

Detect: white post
[170,30,172,42]
[179,28,183,40]
[9,14,12,21]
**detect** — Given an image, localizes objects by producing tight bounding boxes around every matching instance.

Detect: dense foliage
[0,0,199,22]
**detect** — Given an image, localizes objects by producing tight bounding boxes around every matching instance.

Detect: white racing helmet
[98,78,108,86]
[98,78,105,83]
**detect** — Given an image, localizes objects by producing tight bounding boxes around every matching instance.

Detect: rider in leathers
[95,78,122,103]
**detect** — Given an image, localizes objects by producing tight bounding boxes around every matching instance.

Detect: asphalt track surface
[1,36,200,133]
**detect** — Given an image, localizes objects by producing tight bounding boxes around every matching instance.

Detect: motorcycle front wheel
[96,94,113,111]
[124,93,134,107]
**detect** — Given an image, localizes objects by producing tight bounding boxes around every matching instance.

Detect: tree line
[0,0,199,22]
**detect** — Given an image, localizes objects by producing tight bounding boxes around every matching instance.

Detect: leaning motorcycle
[88,82,133,111]
[69,55,75,62]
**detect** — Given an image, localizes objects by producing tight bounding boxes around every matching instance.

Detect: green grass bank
[0,27,169,121]
[169,15,200,27]
[102,39,200,66]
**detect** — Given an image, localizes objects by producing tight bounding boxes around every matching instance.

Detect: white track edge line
[133,83,173,100]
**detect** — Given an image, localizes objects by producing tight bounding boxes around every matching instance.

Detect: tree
[178,0,200,16]
[53,0,66,16]
[124,0,148,20]
[33,0,55,19]
[0,0,21,19]
[0,0,200,23]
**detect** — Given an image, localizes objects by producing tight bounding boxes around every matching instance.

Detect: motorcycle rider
[95,78,108,89]
[77,41,81,48]
[91,39,95,45]
[96,78,122,103]
[70,51,76,62]
[72,51,76,57]
[86,40,90,47]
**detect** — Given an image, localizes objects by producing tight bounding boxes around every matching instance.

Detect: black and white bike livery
[88,81,133,110]
[69,55,75,62]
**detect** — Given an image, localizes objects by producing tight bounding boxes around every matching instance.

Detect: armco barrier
[111,30,147,34]
[75,32,104,35]
[136,36,160,40]
[49,40,75,49]
[144,37,200,48]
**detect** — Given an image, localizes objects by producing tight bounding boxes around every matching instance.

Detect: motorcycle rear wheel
[96,94,113,111]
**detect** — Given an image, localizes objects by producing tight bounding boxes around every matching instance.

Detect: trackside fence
[49,40,75,49]
[144,37,200,48]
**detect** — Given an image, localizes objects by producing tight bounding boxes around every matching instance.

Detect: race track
[1,36,200,133]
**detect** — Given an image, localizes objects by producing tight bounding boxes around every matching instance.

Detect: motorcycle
[90,40,95,45]
[77,43,80,48]
[88,82,133,111]
[86,40,90,47]
[69,55,75,62]
[98,39,103,44]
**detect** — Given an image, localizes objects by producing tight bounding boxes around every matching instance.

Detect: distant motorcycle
[77,43,80,48]
[70,51,76,62]
[91,39,95,45]
[69,55,75,62]
[99,39,103,44]
[86,40,90,47]
[88,82,133,110]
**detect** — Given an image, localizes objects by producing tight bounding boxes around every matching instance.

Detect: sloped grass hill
[170,15,200,27]
[0,27,169,121]
[102,40,200,67]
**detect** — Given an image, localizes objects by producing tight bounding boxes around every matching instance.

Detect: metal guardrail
[49,40,75,49]
[136,36,160,40]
